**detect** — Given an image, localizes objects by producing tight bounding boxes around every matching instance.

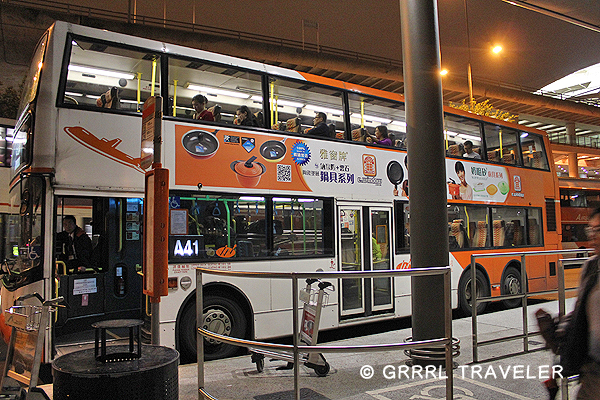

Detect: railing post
[521,254,528,353]
[558,259,566,317]
[197,269,204,400]
[292,275,300,400]
[444,269,453,400]
[471,255,478,363]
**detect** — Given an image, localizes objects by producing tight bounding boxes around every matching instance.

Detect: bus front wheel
[179,294,247,362]
[458,269,489,316]
[501,266,522,309]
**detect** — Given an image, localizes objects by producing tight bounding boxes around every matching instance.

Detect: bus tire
[458,268,489,316]
[179,294,247,361]
[501,266,522,309]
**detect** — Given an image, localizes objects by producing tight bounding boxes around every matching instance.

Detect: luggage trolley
[0,294,64,400]
[250,278,334,377]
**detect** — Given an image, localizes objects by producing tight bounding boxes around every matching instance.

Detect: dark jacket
[305,122,329,137]
[58,226,93,269]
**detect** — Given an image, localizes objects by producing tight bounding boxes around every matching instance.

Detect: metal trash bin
[52,345,179,400]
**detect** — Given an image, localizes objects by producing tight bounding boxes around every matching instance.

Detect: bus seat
[254,111,264,127]
[504,222,515,247]
[271,122,285,131]
[448,144,462,156]
[487,150,499,162]
[285,117,301,133]
[352,128,366,141]
[336,130,345,140]
[328,124,336,138]
[208,104,221,122]
[531,151,542,168]
[450,220,468,248]
[493,220,505,247]
[502,153,515,164]
[468,221,476,244]
[473,221,487,247]
[512,220,523,245]
[528,219,540,245]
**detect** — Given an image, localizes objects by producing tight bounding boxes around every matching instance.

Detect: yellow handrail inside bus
[499,129,503,158]
[360,100,365,128]
[136,72,142,110]
[172,79,178,117]
[270,81,275,125]
[55,261,67,276]
[151,58,157,97]
[274,95,279,125]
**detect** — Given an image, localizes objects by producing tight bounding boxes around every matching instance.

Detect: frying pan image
[387,160,404,192]
[182,130,219,159]
[259,138,287,162]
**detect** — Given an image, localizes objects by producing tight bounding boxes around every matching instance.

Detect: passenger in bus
[303,112,329,136]
[191,94,215,121]
[463,140,481,159]
[57,215,93,273]
[366,125,393,146]
[96,87,119,109]
[234,105,259,127]
[453,161,473,200]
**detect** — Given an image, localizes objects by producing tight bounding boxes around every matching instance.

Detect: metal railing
[196,267,454,400]
[470,248,590,363]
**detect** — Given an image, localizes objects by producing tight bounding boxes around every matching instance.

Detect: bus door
[54,196,143,338]
[339,205,393,317]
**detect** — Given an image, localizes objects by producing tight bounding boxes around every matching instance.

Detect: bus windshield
[17,31,48,121]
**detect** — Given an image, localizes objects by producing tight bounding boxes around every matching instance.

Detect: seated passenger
[96,87,119,109]
[303,112,329,137]
[366,125,393,146]
[463,140,481,159]
[234,105,259,127]
[191,94,215,121]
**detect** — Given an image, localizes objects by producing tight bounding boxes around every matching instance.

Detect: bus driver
[57,215,93,273]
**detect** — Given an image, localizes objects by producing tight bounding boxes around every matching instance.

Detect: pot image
[182,130,219,159]
[259,138,287,162]
[230,156,266,187]
[386,160,404,192]
[448,182,460,198]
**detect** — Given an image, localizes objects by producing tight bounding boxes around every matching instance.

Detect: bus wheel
[458,269,489,316]
[501,267,522,309]
[179,295,247,362]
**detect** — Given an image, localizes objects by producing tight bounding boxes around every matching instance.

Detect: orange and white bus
[2,21,561,363]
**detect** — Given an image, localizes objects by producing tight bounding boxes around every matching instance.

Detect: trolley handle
[318,281,334,291]
[305,278,319,286]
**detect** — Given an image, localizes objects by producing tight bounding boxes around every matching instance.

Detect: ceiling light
[68,64,135,80]
[492,45,503,54]
[305,104,343,116]
[457,133,481,142]
[186,83,250,99]
[350,113,392,124]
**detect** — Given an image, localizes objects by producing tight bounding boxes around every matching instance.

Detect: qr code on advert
[277,164,292,182]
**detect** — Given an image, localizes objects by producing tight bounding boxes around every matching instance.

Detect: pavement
[38,298,580,400]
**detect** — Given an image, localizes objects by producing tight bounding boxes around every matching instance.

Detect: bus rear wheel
[179,294,247,362]
[501,266,522,309]
[458,269,489,316]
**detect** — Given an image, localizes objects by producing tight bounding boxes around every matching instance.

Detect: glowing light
[492,45,503,54]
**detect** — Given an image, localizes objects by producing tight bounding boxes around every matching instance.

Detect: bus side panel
[55,110,144,190]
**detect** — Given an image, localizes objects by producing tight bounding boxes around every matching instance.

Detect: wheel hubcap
[505,275,520,295]
[203,308,232,345]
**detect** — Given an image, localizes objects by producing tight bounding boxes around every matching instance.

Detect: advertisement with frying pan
[173,124,534,204]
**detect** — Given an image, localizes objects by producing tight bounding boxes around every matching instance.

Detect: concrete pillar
[566,122,576,145]
[400,0,448,365]
[568,152,578,178]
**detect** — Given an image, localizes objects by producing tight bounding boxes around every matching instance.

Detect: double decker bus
[1,21,561,362]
